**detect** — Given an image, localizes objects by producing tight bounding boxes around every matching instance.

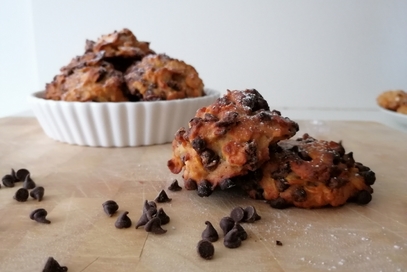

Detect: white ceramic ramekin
[378,106,407,129]
[28,89,220,147]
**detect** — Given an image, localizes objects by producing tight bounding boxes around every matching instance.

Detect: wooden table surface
[0,117,406,272]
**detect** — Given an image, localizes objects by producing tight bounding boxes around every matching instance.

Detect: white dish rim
[29,88,220,105]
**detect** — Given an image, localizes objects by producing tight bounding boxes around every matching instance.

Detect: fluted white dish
[378,106,407,129]
[28,89,220,147]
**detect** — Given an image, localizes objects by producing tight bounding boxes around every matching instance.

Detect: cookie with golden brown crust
[45,60,128,102]
[124,54,204,101]
[86,28,155,72]
[45,29,156,101]
[377,90,407,113]
[60,52,105,75]
[238,134,376,209]
[397,105,407,114]
[44,73,66,101]
[87,28,154,58]
[167,89,299,196]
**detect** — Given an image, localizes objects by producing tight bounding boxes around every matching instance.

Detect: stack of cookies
[168,89,376,209]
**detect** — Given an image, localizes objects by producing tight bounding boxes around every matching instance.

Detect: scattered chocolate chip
[202,221,219,242]
[230,207,245,223]
[192,137,206,154]
[216,111,239,128]
[244,141,258,169]
[144,217,167,234]
[243,206,261,223]
[115,211,132,229]
[355,162,370,172]
[143,200,157,219]
[233,223,247,241]
[155,190,172,203]
[223,228,242,248]
[254,212,261,221]
[2,174,15,187]
[357,190,372,205]
[328,177,348,189]
[135,213,149,229]
[276,240,283,246]
[292,187,307,202]
[275,178,289,192]
[184,178,198,190]
[42,256,68,272]
[157,208,170,225]
[240,89,270,112]
[136,201,157,229]
[168,179,182,191]
[16,168,30,181]
[360,170,376,186]
[197,180,213,197]
[271,109,281,115]
[219,217,235,236]
[269,197,289,209]
[203,113,219,122]
[102,200,119,217]
[11,168,18,182]
[197,239,215,260]
[146,208,158,220]
[144,200,157,211]
[342,152,355,167]
[200,149,220,171]
[30,208,51,224]
[257,111,272,121]
[23,174,36,190]
[14,188,29,202]
[30,186,45,201]
[219,178,236,190]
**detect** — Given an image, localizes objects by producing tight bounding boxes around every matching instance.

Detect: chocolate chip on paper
[102,200,119,216]
[42,256,68,272]
[144,217,167,234]
[201,221,219,242]
[23,174,36,190]
[2,174,15,187]
[197,239,215,260]
[230,207,245,223]
[16,168,30,181]
[243,205,261,222]
[136,200,157,229]
[14,188,29,202]
[223,228,242,249]
[155,190,172,203]
[115,211,132,229]
[219,216,234,236]
[168,179,182,192]
[232,223,247,241]
[30,186,45,202]
[156,208,170,225]
[30,208,51,224]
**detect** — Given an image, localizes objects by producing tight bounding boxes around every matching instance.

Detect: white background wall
[1,0,407,117]
[0,0,38,118]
